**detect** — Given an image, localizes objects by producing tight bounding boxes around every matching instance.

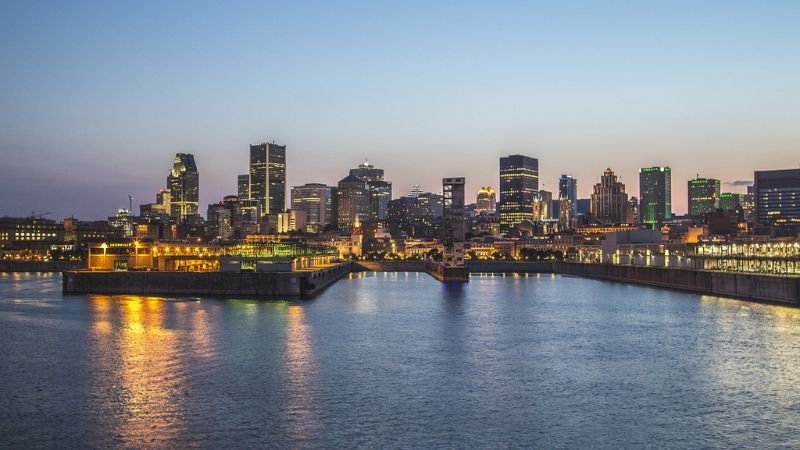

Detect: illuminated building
[719,193,746,212]
[442,177,466,268]
[386,197,417,237]
[207,203,233,240]
[291,183,335,233]
[108,209,135,238]
[249,142,286,217]
[558,175,577,228]
[476,186,496,214]
[639,166,672,229]
[590,168,631,225]
[278,210,308,233]
[499,154,538,233]
[139,189,171,220]
[534,190,552,221]
[754,168,800,227]
[688,177,721,217]
[408,184,423,198]
[349,160,392,222]
[167,153,199,220]
[336,174,371,233]
[0,217,63,244]
[386,192,443,238]
[237,174,250,199]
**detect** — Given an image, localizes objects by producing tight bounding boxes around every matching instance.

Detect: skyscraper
[590,168,630,225]
[639,166,672,229]
[167,153,199,220]
[688,177,721,217]
[237,174,250,200]
[754,168,800,227]
[499,155,538,232]
[558,175,577,228]
[719,193,745,211]
[349,160,392,222]
[337,174,371,233]
[249,142,286,217]
[476,186,496,214]
[291,183,335,233]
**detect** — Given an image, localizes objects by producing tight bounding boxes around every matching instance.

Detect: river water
[0,272,798,448]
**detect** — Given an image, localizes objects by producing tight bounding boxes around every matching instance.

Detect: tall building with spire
[249,142,286,217]
[590,168,630,225]
[167,153,199,220]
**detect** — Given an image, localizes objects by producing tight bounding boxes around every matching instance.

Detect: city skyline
[2,1,799,219]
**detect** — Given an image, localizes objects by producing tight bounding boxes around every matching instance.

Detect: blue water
[0,272,798,448]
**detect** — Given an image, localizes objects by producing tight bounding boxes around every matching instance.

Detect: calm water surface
[0,272,799,448]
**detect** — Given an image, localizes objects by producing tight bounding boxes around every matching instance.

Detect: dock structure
[427,177,469,282]
[62,261,351,299]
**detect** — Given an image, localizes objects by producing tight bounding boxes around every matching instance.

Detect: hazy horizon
[2,1,798,220]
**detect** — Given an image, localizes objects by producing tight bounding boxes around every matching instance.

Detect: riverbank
[555,262,800,306]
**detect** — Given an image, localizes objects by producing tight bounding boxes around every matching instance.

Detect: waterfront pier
[62,261,351,298]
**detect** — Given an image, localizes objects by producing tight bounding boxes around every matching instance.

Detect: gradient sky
[1,1,798,220]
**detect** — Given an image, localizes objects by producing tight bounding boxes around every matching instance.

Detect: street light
[100,243,108,271]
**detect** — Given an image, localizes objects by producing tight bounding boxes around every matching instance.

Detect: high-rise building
[408,184,423,198]
[237,174,250,200]
[688,177,721,217]
[349,160,391,221]
[290,183,335,233]
[476,186,496,214]
[207,203,232,240]
[534,190,552,221]
[639,166,672,229]
[337,174,371,233]
[167,153,199,220]
[499,155,538,232]
[442,177,466,268]
[590,168,630,225]
[719,193,746,212]
[249,142,286,217]
[754,169,800,227]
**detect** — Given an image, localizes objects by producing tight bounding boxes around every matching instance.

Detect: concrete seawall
[62,262,351,298]
[467,261,554,273]
[555,262,800,306]
[354,260,555,274]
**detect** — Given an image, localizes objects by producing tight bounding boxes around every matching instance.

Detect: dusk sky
[1,1,798,220]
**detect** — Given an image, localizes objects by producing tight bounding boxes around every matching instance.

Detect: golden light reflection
[88,295,187,447]
[284,305,319,441]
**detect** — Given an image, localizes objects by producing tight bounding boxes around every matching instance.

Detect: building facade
[167,153,199,220]
[688,177,721,217]
[476,186,496,214]
[499,155,538,233]
[590,168,630,225]
[336,174,371,233]
[639,166,672,229]
[754,168,800,227]
[290,183,335,233]
[249,142,286,217]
